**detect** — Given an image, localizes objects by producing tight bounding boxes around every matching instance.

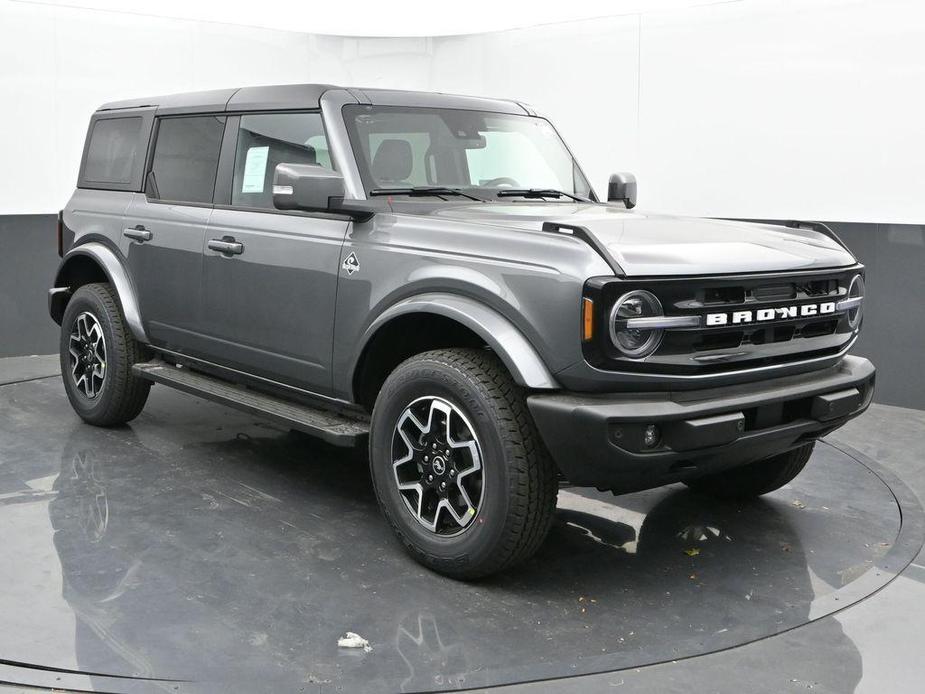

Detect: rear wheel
[60,283,151,426]
[685,442,814,499]
[369,348,557,579]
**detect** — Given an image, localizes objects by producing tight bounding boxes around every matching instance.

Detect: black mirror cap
[272,162,346,213]
[607,172,637,209]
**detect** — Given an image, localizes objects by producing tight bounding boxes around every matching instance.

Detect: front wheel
[59,283,151,427]
[684,442,815,499]
[369,348,557,580]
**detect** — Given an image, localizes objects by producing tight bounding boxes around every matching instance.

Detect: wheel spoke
[438,497,466,527]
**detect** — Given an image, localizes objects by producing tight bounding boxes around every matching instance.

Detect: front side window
[344,105,591,200]
[83,116,142,185]
[149,115,226,204]
[231,112,332,209]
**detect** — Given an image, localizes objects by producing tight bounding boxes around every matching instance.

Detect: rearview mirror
[607,172,637,209]
[273,163,346,213]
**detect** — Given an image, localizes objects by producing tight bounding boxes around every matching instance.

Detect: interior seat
[371,139,413,186]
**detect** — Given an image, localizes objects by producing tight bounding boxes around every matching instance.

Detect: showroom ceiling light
[15,0,739,36]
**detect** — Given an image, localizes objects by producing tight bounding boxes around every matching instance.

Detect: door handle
[208,237,244,256]
[123,226,152,242]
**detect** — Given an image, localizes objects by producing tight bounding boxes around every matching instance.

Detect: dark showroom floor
[0,355,923,694]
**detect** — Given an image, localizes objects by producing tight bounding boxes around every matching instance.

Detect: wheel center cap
[431,456,446,475]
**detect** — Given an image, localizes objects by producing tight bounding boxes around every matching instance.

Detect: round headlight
[846,274,864,329]
[609,290,664,358]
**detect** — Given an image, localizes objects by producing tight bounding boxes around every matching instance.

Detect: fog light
[643,424,661,448]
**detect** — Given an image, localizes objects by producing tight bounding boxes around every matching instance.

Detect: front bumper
[527,355,875,492]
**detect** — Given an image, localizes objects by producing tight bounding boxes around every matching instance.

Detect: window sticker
[241,146,269,193]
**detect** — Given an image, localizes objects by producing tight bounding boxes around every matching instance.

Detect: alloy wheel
[68,312,107,399]
[391,396,484,536]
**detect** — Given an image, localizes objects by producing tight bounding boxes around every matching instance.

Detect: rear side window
[83,117,143,185]
[231,112,332,209]
[149,115,226,204]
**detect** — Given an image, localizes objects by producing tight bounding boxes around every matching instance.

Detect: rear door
[122,114,226,352]
[200,111,348,393]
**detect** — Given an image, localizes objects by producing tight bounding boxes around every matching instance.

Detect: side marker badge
[342,252,360,275]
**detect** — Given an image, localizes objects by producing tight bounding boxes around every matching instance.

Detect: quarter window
[149,115,226,204]
[231,113,332,209]
[83,117,142,185]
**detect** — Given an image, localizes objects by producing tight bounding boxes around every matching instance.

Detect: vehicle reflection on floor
[24,375,895,693]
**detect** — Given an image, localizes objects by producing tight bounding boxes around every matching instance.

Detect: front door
[199,112,347,394]
[122,114,226,352]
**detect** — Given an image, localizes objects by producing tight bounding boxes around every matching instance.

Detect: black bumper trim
[528,355,875,492]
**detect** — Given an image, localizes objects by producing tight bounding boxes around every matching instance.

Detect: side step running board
[132,360,369,447]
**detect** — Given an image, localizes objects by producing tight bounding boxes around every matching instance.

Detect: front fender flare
[51,242,148,344]
[353,293,559,391]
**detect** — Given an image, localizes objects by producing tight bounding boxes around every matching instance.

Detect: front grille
[583,266,861,375]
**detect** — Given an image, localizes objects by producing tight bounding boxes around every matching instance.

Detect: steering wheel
[482,177,520,188]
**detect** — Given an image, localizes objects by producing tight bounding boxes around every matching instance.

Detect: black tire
[59,282,151,426]
[685,442,814,499]
[369,348,557,579]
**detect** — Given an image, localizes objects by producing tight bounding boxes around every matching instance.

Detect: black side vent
[774,326,797,342]
[800,279,838,297]
[696,331,743,351]
[801,319,839,338]
[746,325,796,345]
[753,284,795,301]
[703,286,745,305]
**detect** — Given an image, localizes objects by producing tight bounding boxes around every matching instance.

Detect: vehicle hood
[419,202,856,277]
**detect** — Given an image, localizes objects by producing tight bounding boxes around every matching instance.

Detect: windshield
[343,105,593,200]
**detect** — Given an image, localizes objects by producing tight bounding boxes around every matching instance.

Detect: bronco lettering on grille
[706,302,837,327]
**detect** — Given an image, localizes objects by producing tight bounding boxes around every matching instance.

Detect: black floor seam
[0,373,59,387]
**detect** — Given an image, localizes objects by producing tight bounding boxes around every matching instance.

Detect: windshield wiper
[496,188,589,202]
[369,186,485,202]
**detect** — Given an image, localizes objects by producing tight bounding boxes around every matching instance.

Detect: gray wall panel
[0,215,59,358]
[831,222,925,411]
[0,215,922,410]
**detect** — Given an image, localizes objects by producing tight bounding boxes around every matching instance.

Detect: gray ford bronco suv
[50,84,874,578]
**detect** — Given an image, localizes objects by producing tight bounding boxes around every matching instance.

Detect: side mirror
[607,172,637,209]
[273,163,345,213]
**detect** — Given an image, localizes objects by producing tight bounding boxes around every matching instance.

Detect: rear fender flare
[52,242,148,343]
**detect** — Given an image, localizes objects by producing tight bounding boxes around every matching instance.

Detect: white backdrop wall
[0,0,324,215]
[421,0,925,224]
[1,0,924,224]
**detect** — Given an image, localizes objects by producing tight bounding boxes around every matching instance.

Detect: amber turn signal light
[582,297,594,341]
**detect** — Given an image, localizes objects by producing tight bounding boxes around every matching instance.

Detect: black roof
[97,84,531,116]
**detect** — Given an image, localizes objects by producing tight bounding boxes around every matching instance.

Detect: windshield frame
[342,104,597,202]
